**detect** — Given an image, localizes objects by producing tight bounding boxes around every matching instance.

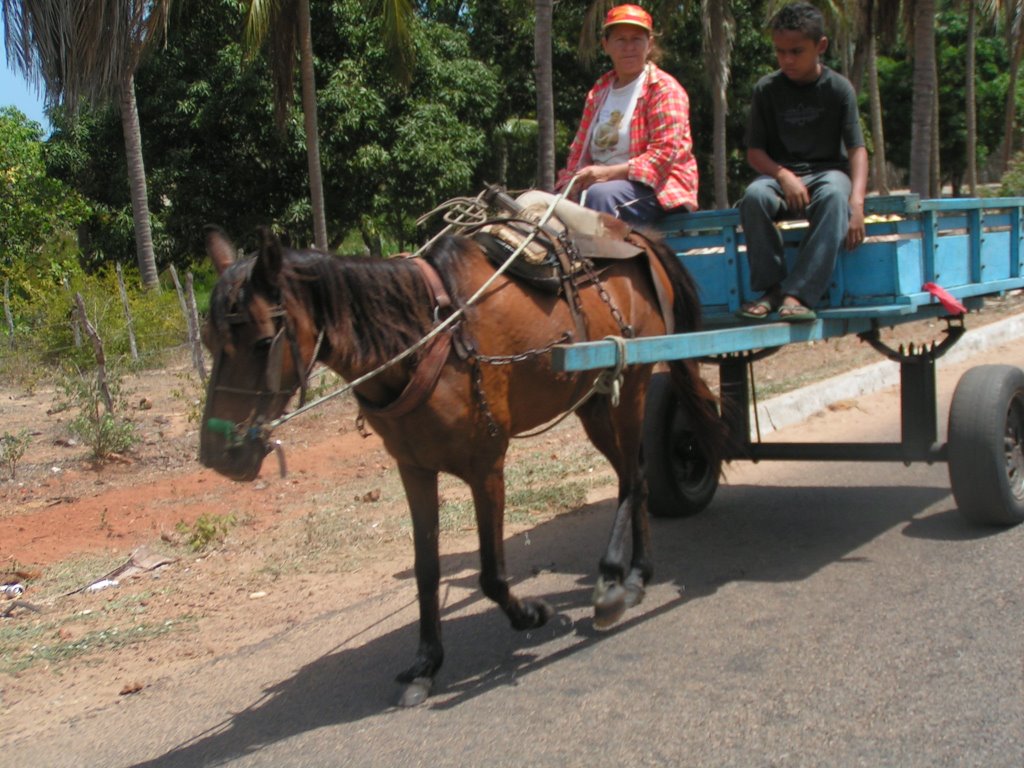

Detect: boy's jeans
[739,170,852,306]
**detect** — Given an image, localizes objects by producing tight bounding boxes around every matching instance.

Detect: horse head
[200,226,316,481]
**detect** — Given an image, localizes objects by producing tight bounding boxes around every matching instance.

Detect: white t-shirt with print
[589,73,644,166]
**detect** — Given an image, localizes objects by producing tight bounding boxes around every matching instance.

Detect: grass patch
[32,553,127,599]
[253,425,618,575]
[0,618,186,675]
[176,513,237,552]
[0,550,195,674]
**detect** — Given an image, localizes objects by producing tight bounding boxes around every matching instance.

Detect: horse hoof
[532,598,554,627]
[398,677,433,707]
[592,577,626,630]
[511,598,553,630]
[624,571,646,609]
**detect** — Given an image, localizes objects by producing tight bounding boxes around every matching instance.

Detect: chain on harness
[206,178,634,451]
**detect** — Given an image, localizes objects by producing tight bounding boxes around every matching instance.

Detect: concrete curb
[754,312,1024,435]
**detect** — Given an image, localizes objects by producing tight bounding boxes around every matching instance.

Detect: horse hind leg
[471,466,553,631]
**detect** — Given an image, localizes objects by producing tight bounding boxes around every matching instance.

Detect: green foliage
[999,151,1024,195]
[176,513,237,552]
[9,0,1022,272]
[57,365,138,460]
[9,262,188,376]
[0,107,89,303]
[0,430,32,480]
[877,8,1011,190]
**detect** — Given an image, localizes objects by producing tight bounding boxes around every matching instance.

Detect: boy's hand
[777,169,810,215]
[846,203,866,250]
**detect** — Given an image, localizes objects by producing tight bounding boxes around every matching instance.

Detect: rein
[209,177,633,449]
[261,179,581,433]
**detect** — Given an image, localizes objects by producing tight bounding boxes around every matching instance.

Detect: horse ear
[205,225,237,275]
[252,226,284,293]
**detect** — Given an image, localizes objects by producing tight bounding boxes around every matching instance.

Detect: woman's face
[602,25,651,82]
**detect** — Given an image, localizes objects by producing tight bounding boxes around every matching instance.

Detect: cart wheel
[642,372,721,518]
[947,364,1024,526]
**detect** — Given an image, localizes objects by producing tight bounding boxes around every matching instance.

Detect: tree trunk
[298,0,328,250]
[867,35,889,194]
[704,0,733,209]
[120,74,159,290]
[930,50,941,198]
[909,0,936,195]
[1000,11,1024,173]
[534,0,555,191]
[966,0,978,193]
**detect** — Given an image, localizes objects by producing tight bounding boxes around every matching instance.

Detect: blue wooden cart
[551,194,1024,526]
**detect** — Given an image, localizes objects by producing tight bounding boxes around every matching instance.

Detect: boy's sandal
[736,297,776,320]
[777,303,817,322]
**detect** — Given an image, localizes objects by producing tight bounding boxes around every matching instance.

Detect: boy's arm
[746,147,811,215]
[845,146,868,250]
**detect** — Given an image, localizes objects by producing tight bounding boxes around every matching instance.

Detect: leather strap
[356,258,454,418]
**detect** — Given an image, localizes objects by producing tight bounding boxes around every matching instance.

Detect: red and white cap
[603,4,653,33]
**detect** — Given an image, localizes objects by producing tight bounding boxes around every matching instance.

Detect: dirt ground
[1,292,1023,743]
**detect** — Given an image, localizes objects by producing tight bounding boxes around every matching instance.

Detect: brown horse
[200,223,723,706]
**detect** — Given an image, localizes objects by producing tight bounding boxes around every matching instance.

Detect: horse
[199,218,724,706]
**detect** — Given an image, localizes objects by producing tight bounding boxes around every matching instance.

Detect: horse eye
[252,337,274,354]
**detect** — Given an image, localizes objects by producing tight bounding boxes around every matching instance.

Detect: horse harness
[357,218,675,437]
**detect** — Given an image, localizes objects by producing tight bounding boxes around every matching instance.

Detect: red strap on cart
[922,282,967,315]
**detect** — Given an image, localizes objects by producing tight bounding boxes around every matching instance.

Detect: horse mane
[214,247,438,371]
[290,249,441,369]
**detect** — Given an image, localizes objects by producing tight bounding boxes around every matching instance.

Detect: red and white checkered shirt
[559,64,699,212]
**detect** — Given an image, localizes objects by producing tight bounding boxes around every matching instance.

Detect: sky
[1,15,52,134]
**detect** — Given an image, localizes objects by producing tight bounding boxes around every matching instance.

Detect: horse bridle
[210,300,323,434]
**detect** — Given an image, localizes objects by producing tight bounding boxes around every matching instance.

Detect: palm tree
[965,0,980,193]
[995,0,1024,172]
[535,0,555,190]
[702,0,734,209]
[245,0,416,249]
[3,0,172,289]
[908,0,937,195]
[244,0,328,250]
[866,32,889,194]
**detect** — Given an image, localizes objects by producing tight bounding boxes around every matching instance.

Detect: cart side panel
[658,196,1024,318]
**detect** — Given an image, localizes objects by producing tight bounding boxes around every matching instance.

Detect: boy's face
[771,28,828,84]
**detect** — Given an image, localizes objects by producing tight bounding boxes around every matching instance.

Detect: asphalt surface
[5,315,1024,767]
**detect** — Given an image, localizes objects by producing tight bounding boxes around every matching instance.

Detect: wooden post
[185,272,207,384]
[168,264,189,320]
[74,293,114,413]
[116,263,139,361]
[66,278,82,348]
[3,279,14,349]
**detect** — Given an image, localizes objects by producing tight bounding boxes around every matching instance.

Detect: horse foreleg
[395,462,443,707]
[471,467,553,631]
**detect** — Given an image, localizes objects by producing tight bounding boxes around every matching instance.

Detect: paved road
[7,334,1024,767]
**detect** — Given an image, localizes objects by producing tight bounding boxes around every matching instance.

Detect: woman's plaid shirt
[560,63,699,212]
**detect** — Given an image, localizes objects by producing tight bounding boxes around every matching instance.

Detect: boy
[737,2,868,322]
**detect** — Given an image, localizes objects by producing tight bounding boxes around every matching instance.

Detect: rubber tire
[642,371,721,518]
[947,364,1024,526]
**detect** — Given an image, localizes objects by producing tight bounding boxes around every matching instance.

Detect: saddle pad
[474,231,566,294]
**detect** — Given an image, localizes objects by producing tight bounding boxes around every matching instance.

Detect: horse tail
[637,231,729,468]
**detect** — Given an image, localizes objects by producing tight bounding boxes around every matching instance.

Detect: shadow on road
[129,481,956,768]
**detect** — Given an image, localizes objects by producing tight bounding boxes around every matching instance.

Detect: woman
[555,4,698,226]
